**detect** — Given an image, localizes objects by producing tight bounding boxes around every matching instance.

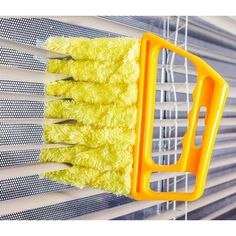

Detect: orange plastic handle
[131,32,229,201]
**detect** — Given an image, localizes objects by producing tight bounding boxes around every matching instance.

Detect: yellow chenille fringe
[41,37,140,196]
[43,166,132,195]
[47,59,139,84]
[43,124,136,147]
[40,144,133,194]
[45,100,137,128]
[40,144,133,172]
[44,37,140,61]
[46,80,138,105]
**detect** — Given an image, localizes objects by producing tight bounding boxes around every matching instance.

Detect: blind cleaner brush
[0,33,228,201]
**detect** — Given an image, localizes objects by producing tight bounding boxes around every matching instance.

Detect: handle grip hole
[195,106,207,147]
[150,171,196,193]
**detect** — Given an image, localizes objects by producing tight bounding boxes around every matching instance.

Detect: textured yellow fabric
[47,59,139,84]
[40,144,133,172]
[45,37,140,61]
[44,124,136,147]
[45,100,137,128]
[46,80,137,105]
[41,37,140,196]
[43,167,131,195]
[40,144,133,194]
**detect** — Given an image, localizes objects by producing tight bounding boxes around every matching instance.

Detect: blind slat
[156,83,236,99]
[202,201,236,220]
[0,37,68,59]
[1,143,235,181]
[71,171,236,220]
[153,141,236,157]
[1,153,235,216]
[156,102,236,112]
[153,132,236,142]
[74,200,165,220]
[146,171,236,220]
[198,17,236,37]
[189,44,236,65]
[49,16,144,38]
[0,65,66,83]
[0,118,68,125]
[172,66,236,83]
[0,143,71,152]
[154,117,236,127]
[0,163,70,181]
[151,155,236,182]
[146,185,236,220]
[146,173,236,220]
[0,187,102,216]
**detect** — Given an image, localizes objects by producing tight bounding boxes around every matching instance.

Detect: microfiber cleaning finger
[42,166,132,195]
[44,124,136,147]
[40,144,133,172]
[46,80,138,105]
[45,100,137,128]
[47,59,139,84]
[40,142,134,195]
[45,37,140,61]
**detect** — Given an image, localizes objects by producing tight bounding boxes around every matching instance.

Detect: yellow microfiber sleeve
[43,124,136,147]
[46,80,137,105]
[45,100,137,128]
[40,144,133,172]
[41,37,140,196]
[47,59,139,84]
[45,37,140,61]
[43,166,132,195]
[40,144,133,195]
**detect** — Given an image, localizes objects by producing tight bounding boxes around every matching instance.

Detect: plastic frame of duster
[131,32,229,201]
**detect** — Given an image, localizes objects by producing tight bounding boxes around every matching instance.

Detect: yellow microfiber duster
[40,144,133,172]
[41,32,229,201]
[41,37,140,196]
[45,100,137,128]
[43,166,132,195]
[45,37,140,61]
[46,80,137,105]
[47,59,139,84]
[40,144,133,195]
[43,123,136,147]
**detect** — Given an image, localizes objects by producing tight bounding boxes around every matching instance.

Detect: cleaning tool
[0,33,228,201]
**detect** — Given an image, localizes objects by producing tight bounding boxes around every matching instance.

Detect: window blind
[0,16,235,220]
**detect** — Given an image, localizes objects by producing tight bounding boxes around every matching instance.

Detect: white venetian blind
[0,16,235,220]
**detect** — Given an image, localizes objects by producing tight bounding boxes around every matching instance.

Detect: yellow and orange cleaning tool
[41,33,229,201]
